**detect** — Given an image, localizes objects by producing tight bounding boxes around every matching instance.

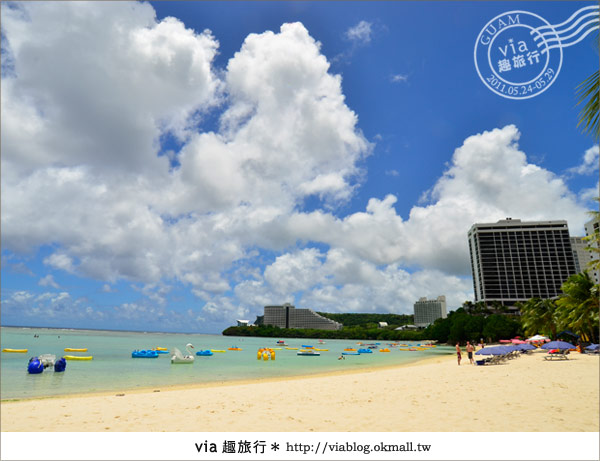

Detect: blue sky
[1,1,598,333]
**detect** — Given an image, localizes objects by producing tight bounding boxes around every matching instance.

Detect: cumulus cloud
[39,274,60,289]
[1,2,593,330]
[567,145,599,176]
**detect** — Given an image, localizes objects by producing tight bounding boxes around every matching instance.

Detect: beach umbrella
[511,339,527,344]
[516,343,536,351]
[475,346,506,356]
[585,344,599,351]
[499,339,512,343]
[541,340,575,350]
[527,334,550,342]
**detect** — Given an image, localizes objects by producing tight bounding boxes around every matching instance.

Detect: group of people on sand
[455,341,479,365]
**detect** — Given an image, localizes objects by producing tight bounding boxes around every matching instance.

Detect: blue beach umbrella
[516,343,536,351]
[475,346,506,356]
[541,340,575,350]
[585,344,599,351]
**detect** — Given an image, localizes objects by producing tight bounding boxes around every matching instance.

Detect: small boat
[154,347,168,351]
[357,349,373,354]
[344,348,357,352]
[228,347,242,351]
[342,351,360,355]
[3,348,28,353]
[276,340,288,346]
[196,350,213,356]
[132,350,159,358]
[64,348,87,352]
[379,348,391,353]
[63,355,93,360]
[171,344,194,364]
[297,349,320,356]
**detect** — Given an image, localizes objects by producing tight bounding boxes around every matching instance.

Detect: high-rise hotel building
[263,303,343,330]
[414,296,447,327]
[468,219,577,306]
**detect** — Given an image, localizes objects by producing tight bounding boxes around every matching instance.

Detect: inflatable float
[357,349,373,354]
[379,348,391,353]
[132,350,159,358]
[228,347,242,351]
[64,348,87,352]
[211,349,226,353]
[63,355,93,360]
[342,351,360,355]
[3,348,28,353]
[196,350,213,356]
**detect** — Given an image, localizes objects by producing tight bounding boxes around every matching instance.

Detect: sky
[1,1,598,333]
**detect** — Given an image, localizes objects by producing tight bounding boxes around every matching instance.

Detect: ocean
[0,326,453,400]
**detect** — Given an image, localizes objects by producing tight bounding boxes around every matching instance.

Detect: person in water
[455,343,462,365]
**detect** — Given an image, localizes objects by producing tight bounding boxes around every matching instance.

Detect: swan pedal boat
[63,355,93,360]
[2,348,28,353]
[64,348,87,352]
[171,344,195,364]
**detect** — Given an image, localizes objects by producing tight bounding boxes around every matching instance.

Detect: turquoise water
[0,327,452,400]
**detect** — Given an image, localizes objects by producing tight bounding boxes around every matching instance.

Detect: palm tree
[556,272,599,343]
[518,297,561,339]
[576,69,599,138]
[575,22,599,139]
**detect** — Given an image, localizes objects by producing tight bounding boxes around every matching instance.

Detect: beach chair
[544,349,569,360]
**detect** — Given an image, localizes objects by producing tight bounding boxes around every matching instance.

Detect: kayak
[64,348,87,352]
[63,355,93,360]
[2,348,28,353]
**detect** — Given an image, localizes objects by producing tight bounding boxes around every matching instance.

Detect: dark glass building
[468,218,577,307]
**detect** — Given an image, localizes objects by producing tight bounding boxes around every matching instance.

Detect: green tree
[556,272,599,343]
[481,314,521,342]
[518,297,561,339]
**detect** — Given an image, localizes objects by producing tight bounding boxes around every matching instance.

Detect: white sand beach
[1,351,598,432]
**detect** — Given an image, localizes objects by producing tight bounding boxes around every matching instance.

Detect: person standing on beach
[455,343,462,365]
[466,341,475,365]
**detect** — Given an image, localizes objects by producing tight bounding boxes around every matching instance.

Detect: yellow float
[379,348,391,353]
[211,349,226,353]
[257,348,275,361]
[2,348,28,353]
[64,355,93,360]
[64,348,87,352]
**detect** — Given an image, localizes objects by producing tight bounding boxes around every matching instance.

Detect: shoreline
[2,351,598,432]
[0,353,446,403]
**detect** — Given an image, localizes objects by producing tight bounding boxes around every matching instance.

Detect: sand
[1,351,598,432]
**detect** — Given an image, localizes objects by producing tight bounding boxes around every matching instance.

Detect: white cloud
[0,1,593,330]
[39,274,59,289]
[567,145,599,176]
[345,20,373,44]
[391,74,408,83]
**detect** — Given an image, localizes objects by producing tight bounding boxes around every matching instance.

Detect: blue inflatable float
[132,350,159,358]
[54,357,67,372]
[28,357,44,374]
[196,350,213,356]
